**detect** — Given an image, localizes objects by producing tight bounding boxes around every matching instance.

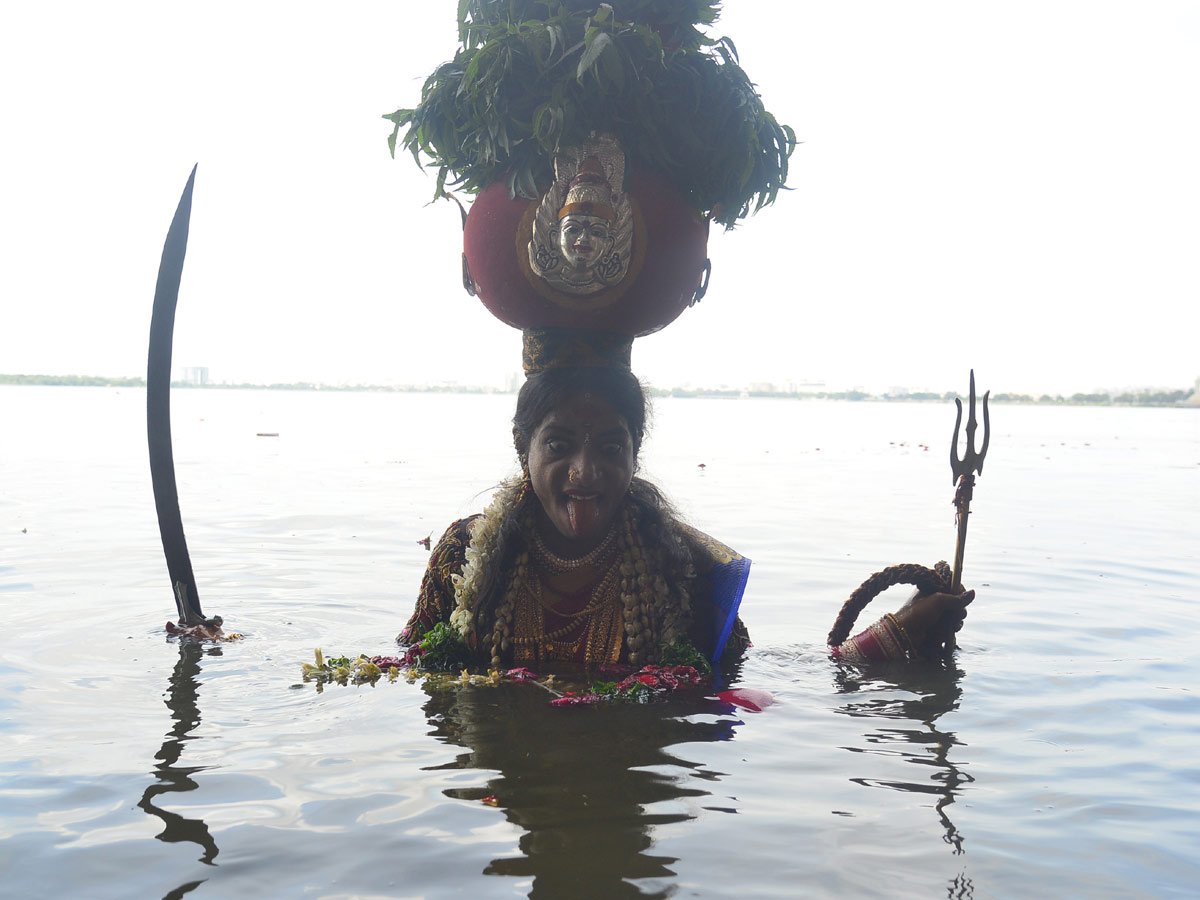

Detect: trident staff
[949,370,990,591]
[827,372,988,660]
[945,370,990,651]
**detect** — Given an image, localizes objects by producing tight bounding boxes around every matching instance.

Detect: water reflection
[832,661,973,896]
[137,640,220,894]
[420,681,740,899]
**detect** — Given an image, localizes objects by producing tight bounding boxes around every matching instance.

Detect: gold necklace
[532,524,617,573]
[510,555,622,652]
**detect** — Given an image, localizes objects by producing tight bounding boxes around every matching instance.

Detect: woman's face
[527,392,635,555]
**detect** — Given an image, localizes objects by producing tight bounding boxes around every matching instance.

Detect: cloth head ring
[521,327,633,376]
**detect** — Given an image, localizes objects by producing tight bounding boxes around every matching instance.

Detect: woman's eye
[546,439,569,454]
[601,442,624,456]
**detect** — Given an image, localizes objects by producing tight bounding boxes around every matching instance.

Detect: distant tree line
[656,386,1197,407]
[2,374,1195,407]
[0,373,145,387]
[0,374,508,394]
[989,389,1193,406]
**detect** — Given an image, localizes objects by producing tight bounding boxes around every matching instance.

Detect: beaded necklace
[531,522,617,573]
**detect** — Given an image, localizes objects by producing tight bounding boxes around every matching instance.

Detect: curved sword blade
[147,164,203,624]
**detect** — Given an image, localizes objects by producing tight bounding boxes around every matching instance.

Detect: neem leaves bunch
[385,0,795,228]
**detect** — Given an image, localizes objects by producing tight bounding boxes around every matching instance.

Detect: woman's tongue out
[565,493,603,538]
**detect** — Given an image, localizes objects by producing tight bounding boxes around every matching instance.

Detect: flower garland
[615,503,696,666]
[299,647,710,708]
[487,549,527,668]
[617,504,655,666]
[448,476,526,637]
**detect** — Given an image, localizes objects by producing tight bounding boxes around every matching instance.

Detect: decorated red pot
[463,135,710,337]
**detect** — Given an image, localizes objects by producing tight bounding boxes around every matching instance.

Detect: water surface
[2,386,1198,898]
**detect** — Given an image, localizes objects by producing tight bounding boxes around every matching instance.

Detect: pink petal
[716,688,776,713]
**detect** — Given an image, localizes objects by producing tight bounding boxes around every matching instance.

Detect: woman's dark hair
[512,366,648,466]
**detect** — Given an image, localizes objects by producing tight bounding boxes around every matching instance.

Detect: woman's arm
[831,588,974,663]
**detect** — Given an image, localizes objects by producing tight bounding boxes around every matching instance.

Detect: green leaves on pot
[385,0,795,228]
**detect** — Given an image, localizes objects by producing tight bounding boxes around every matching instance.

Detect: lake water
[2,385,1198,899]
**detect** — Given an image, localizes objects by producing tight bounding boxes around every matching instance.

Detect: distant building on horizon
[180,366,208,385]
[1184,376,1200,407]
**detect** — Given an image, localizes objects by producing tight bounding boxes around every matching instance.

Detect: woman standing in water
[388,6,972,669]
[400,335,972,670]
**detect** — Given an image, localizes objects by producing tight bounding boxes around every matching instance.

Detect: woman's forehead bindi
[538,398,629,435]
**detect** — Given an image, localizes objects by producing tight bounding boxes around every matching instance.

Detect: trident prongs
[951,369,990,485]
[946,368,991,615]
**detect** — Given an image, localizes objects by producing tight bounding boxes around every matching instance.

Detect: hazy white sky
[2,1,1198,395]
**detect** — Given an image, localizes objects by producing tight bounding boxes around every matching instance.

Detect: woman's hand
[165,616,240,641]
[893,587,974,656]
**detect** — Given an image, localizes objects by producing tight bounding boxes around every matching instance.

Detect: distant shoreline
[2,373,1196,407]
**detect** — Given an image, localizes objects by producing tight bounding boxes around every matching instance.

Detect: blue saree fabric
[679,525,752,664]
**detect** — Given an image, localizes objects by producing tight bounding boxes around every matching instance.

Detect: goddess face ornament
[558,213,611,272]
[527,135,633,297]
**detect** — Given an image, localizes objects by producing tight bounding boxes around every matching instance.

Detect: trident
[824,372,991,657]
[948,370,990,620]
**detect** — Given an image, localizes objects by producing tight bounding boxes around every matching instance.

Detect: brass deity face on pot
[528,135,633,297]
[558,213,611,273]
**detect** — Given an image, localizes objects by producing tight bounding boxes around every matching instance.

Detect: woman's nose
[570,448,603,484]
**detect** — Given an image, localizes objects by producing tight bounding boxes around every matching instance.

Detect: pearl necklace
[532,523,617,572]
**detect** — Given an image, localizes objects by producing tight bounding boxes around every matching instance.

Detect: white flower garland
[449,477,524,637]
